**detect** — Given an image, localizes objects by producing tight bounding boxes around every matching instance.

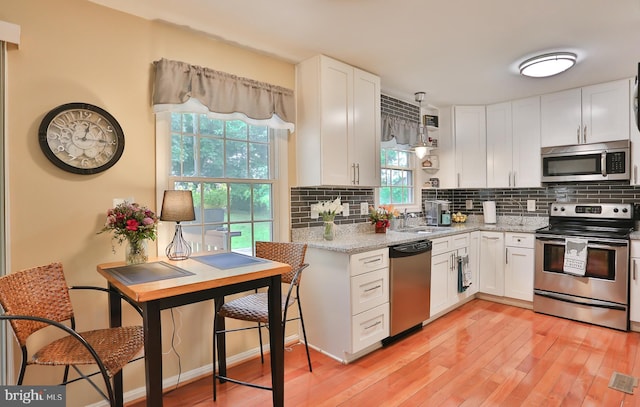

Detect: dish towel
[458,255,472,293]
[563,237,588,276]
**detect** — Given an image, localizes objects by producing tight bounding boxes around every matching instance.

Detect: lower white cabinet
[504,233,535,301]
[480,231,534,302]
[630,241,640,323]
[479,231,505,295]
[300,247,390,363]
[430,232,478,317]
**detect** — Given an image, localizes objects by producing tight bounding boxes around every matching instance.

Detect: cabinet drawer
[350,248,389,276]
[505,232,534,249]
[431,237,453,256]
[351,268,389,315]
[632,241,640,258]
[452,233,470,249]
[351,303,389,353]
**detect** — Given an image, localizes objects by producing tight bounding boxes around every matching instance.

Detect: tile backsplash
[291,182,640,229]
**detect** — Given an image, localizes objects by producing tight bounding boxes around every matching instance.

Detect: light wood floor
[128,299,640,406]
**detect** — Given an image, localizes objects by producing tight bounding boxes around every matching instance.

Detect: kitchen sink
[396,226,441,234]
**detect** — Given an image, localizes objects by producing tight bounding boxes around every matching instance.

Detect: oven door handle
[601,151,607,177]
[535,236,628,247]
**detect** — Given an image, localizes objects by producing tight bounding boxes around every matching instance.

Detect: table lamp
[160,190,196,260]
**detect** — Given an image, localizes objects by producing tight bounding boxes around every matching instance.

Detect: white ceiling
[90,0,640,107]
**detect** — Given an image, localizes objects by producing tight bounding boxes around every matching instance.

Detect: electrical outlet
[342,203,350,217]
[360,202,369,215]
[527,199,536,212]
[465,199,473,210]
[311,209,319,219]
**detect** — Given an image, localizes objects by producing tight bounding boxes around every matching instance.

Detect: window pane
[226,120,247,140]
[254,221,273,245]
[199,115,223,136]
[200,137,224,178]
[249,125,268,142]
[203,183,228,223]
[249,142,269,179]
[226,140,248,178]
[182,225,204,253]
[230,183,251,222]
[379,187,391,205]
[181,135,196,176]
[203,224,230,252]
[231,222,252,253]
[182,113,197,133]
[253,184,272,220]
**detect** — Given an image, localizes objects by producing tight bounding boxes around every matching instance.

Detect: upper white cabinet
[486,97,541,188]
[295,55,381,187]
[541,79,630,147]
[453,106,486,188]
[629,78,640,185]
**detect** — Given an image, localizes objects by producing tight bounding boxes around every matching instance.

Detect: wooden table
[97,255,291,407]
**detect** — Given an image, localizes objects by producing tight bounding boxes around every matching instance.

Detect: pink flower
[142,217,155,226]
[126,219,139,231]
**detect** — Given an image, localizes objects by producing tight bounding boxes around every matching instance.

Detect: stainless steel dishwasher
[383,239,432,344]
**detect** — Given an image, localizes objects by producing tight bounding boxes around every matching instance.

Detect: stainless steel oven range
[534,202,634,331]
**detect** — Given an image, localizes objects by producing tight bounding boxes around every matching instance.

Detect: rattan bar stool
[0,262,145,407]
[212,241,312,400]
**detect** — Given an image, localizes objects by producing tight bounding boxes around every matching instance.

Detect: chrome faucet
[508,199,525,226]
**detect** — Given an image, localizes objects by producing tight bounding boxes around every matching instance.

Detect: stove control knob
[623,208,629,213]
[614,208,619,213]
[560,207,565,212]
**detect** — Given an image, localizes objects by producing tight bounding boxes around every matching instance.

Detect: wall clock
[38,102,125,174]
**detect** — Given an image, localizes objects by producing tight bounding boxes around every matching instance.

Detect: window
[379,141,415,207]
[167,113,276,255]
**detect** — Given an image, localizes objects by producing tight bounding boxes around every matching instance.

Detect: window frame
[155,111,290,256]
[376,139,422,213]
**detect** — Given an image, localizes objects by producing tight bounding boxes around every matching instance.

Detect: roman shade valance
[152,58,295,132]
[382,114,419,146]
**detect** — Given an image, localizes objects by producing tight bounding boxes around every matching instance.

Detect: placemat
[192,252,268,270]
[108,261,195,286]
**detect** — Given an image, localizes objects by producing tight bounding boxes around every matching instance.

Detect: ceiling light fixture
[412,91,430,159]
[519,52,577,78]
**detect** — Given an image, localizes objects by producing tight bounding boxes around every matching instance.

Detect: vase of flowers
[369,205,398,234]
[311,197,344,241]
[98,202,159,265]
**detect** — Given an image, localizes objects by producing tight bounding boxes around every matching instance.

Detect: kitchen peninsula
[294,217,545,363]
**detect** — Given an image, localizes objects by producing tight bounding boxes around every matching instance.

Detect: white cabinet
[300,247,389,363]
[480,231,534,302]
[630,241,640,324]
[430,233,477,317]
[479,231,505,296]
[486,102,513,188]
[453,106,486,188]
[541,79,630,147]
[629,78,640,185]
[504,233,535,301]
[296,54,381,187]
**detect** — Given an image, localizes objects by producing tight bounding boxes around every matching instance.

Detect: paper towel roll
[483,201,497,224]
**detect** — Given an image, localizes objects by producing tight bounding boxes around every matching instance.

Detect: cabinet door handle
[505,248,508,265]
[457,173,461,188]
[513,172,516,187]
[577,125,581,143]
[364,285,382,293]
[583,125,587,143]
[634,260,637,281]
[634,165,637,184]
[364,320,382,330]
[356,163,360,185]
[352,163,357,185]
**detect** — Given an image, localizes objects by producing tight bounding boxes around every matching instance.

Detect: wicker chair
[0,262,145,407]
[213,241,311,399]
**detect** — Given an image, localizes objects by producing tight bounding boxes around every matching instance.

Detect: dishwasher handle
[389,240,432,258]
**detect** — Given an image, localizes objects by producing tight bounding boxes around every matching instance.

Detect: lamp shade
[160,190,195,222]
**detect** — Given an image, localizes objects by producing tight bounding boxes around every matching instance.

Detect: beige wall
[0,0,296,405]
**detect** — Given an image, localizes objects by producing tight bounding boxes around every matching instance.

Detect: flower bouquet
[311,197,344,240]
[98,202,159,264]
[369,205,399,233]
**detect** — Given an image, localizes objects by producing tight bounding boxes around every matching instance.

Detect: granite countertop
[294,219,545,254]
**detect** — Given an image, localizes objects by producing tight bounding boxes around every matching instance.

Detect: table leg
[108,285,124,407]
[214,297,227,381]
[142,301,163,407]
[267,275,284,407]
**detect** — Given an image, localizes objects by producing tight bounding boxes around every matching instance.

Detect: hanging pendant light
[412,91,430,159]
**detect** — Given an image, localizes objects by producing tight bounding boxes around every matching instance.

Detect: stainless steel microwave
[541,140,630,183]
